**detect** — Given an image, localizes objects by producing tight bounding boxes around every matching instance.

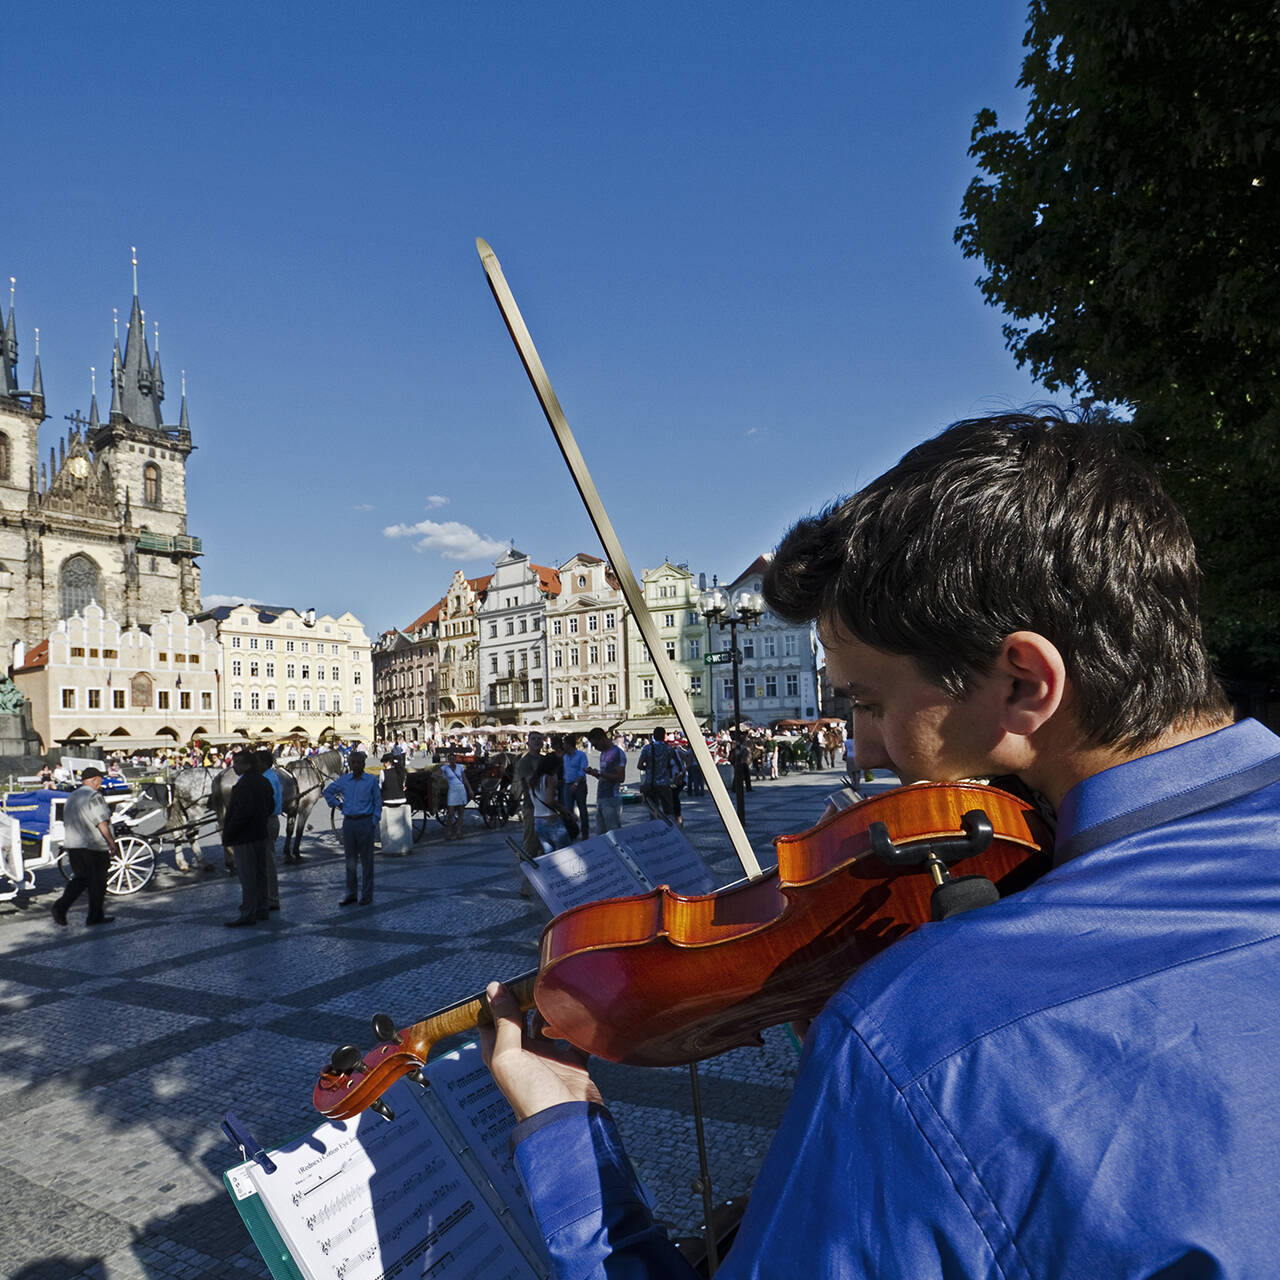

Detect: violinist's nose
[852,714,891,774]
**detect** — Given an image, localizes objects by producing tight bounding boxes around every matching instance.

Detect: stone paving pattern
[0,765,856,1279]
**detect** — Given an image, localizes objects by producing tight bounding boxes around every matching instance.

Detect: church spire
[151,321,164,404]
[119,247,160,430]
[89,367,100,428]
[3,277,18,395]
[179,369,189,432]
[31,328,44,399]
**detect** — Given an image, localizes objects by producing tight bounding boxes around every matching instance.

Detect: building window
[318,693,326,712]
[641,677,654,699]
[606,642,617,662]
[158,691,170,710]
[586,614,598,631]
[489,623,498,638]
[765,675,778,697]
[302,694,312,712]
[590,685,599,704]
[689,639,700,659]
[232,692,242,710]
[265,639,274,651]
[353,669,361,685]
[665,643,676,661]
[331,665,340,681]
[554,687,564,708]
[113,690,126,709]
[690,675,702,695]
[249,692,260,711]
[266,694,275,711]
[301,664,310,680]
[87,689,101,709]
[287,693,297,711]
[0,433,9,480]
[354,695,363,714]
[247,637,258,650]
[552,620,562,636]
[286,640,295,652]
[742,638,755,658]
[143,463,161,506]
[663,613,675,628]
[553,649,563,668]
[61,689,76,709]
[605,612,616,629]
[723,678,734,700]
[608,682,617,703]
[60,554,101,619]
[301,642,310,654]
[71,647,85,658]
[249,662,259,677]
[231,636,241,648]
[784,634,798,657]
[232,660,242,677]
[588,644,599,664]
[201,692,213,710]
[568,617,579,634]
[265,662,275,679]
[762,635,777,658]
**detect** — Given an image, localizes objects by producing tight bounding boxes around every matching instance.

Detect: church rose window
[61,554,100,619]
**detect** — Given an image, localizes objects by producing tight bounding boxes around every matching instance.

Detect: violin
[313,781,1051,1120]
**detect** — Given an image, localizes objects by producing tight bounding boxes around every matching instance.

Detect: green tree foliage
[955,0,1280,686]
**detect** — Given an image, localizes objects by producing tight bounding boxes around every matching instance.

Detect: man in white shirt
[50,767,119,927]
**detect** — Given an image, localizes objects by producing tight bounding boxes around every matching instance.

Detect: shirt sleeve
[370,775,382,822]
[322,776,342,807]
[512,1102,700,1280]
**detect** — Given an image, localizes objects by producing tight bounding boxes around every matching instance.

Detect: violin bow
[477,238,762,880]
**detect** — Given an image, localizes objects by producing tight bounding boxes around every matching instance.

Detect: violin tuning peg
[406,1068,428,1087]
[371,1013,402,1044]
[368,1098,395,1122]
[329,1043,364,1076]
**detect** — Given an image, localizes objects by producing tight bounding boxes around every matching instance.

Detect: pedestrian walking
[49,767,119,928]
[586,728,626,833]
[324,751,382,906]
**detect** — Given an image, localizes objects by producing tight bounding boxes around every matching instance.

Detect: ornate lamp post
[698,582,764,821]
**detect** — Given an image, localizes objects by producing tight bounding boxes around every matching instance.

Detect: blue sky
[5,1,1046,636]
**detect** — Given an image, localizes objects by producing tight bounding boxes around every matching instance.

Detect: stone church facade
[0,272,201,671]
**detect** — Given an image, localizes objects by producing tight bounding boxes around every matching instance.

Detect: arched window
[143,463,161,506]
[0,434,10,481]
[60,555,100,619]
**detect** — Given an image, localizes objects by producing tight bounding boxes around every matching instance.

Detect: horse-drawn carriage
[0,781,164,900]
[400,751,521,838]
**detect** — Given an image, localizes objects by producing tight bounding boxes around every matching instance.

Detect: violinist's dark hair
[763,409,1231,750]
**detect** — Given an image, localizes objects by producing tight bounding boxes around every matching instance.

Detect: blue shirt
[562,749,589,786]
[263,766,283,817]
[512,719,1280,1278]
[322,771,382,822]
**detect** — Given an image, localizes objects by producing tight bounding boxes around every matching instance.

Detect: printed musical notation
[244,1078,540,1280]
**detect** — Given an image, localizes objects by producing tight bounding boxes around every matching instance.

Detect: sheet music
[520,835,647,914]
[245,1081,539,1280]
[424,1044,542,1249]
[608,819,717,894]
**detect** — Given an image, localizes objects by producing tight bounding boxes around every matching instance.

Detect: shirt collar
[1054,719,1280,866]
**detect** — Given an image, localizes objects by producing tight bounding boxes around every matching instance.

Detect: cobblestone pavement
[0,766,862,1279]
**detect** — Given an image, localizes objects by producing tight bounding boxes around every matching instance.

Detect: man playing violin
[482,409,1280,1277]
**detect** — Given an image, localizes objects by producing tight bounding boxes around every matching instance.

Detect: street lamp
[699,582,764,821]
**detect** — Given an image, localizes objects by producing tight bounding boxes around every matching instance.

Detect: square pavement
[0,767,861,1278]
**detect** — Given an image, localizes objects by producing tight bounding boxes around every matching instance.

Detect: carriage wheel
[56,849,72,881]
[108,836,157,895]
[412,808,428,841]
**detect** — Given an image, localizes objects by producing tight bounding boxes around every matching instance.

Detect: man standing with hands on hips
[324,751,382,907]
[50,767,119,928]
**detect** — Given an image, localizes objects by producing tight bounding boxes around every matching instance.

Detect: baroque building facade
[625,561,712,724]
[546,552,628,725]
[434,570,491,729]
[195,603,373,742]
[476,548,558,725]
[0,272,202,668]
[12,603,221,751]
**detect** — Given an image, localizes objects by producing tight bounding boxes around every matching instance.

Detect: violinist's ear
[992,631,1067,738]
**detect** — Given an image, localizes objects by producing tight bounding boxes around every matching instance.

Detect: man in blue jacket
[481,410,1280,1278]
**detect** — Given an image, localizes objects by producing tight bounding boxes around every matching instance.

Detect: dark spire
[3,277,18,395]
[151,322,164,404]
[89,367,100,428]
[110,345,121,417]
[119,248,161,430]
[31,328,44,399]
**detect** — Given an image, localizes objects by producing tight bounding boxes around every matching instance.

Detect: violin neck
[404,969,538,1059]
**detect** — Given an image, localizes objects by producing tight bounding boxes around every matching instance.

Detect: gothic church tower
[0,259,202,667]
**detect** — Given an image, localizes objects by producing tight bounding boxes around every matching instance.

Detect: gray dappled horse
[165,751,344,867]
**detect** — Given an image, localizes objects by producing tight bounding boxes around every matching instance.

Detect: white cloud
[201,594,247,609]
[352,503,375,511]
[424,494,449,509]
[382,518,507,561]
